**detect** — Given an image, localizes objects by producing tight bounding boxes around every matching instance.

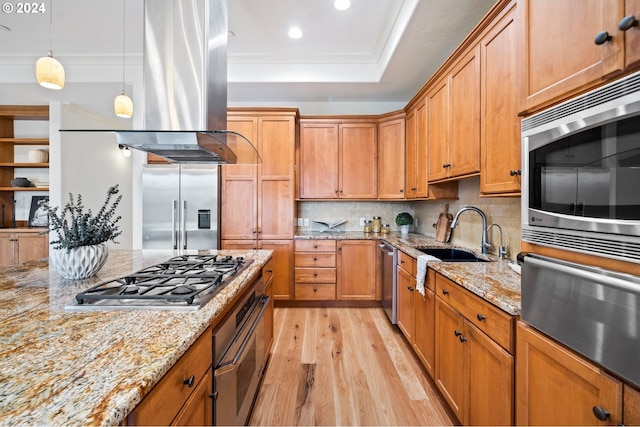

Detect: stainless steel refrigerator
[142,164,219,250]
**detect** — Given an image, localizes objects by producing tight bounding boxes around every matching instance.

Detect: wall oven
[522,70,640,263]
[212,283,269,425]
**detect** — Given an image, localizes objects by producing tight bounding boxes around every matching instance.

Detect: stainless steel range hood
[112,0,258,164]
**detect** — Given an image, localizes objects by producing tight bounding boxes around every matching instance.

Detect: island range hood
[113,0,258,164]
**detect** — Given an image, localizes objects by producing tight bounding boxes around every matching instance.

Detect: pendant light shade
[114,92,133,118]
[36,51,65,89]
[115,0,133,118]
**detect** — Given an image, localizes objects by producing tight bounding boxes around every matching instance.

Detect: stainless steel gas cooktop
[65,254,252,311]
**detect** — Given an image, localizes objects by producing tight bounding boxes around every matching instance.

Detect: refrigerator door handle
[172,200,178,249]
[182,200,187,249]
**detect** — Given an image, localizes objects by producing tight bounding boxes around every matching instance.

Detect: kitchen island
[0,248,272,426]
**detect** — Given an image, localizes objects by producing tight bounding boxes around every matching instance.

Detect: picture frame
[28,196,49,228]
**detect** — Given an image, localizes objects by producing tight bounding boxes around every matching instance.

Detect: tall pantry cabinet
[221,108,298,300]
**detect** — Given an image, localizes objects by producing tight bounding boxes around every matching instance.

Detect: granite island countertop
[0,248,272,426]
[295,231,521,316]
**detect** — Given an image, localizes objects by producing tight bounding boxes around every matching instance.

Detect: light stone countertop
[0,248,271,426]
[295,231,522,316]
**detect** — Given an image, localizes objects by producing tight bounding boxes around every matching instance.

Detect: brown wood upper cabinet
[298,119,377,199]
[518,0,640,114]
[405,99,429,199]
[480,1,521,195]
[378,113,406,199]
[427,46,481,183]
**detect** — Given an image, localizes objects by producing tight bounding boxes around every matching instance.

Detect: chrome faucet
[450,206,491,254]
[487,223,509,259]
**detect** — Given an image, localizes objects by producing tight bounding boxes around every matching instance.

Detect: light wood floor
[249,307,455,426]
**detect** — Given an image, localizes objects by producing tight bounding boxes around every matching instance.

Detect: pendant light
[114,0,133,118]
[35,0,65,90]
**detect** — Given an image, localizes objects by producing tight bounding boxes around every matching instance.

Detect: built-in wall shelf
[0,138,49,145]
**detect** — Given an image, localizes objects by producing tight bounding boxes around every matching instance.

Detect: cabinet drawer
[295,239,336,252]
[295,283,336,300]
[397,251,416,276]
[294,267,336,283]
[436,274,514,352]
[295,253,336,268]
[128,326,212,426]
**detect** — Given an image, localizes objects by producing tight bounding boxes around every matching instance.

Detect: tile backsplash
[297,176,521,260]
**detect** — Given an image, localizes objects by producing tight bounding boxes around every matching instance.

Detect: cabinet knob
[313,257,318,261]
[619,15,638,31]
[313,287,318,292]
[252,229,257,234]
[411,187,417,191]
[477,314,486,321]
[509,169,521,176]
[313,272,318,277]
[183,375,195,388]
[442,289,449,295]
[454,330,462,337]
[594,31,612,45]
[400,189,404,193]
[313,244,318,248]
[442,163,451,168]
[592,406,610,421]
[335,190,339,194]
[459,335,468,343]
[408,286,414,292]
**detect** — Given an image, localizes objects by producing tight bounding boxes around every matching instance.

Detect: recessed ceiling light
[288,27,303,39]
[334,0,351,10]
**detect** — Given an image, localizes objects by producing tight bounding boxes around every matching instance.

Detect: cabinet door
[336,240,376,300]
[624,384,640,425]
[467,322,514,426]
[258,240,294,301]
[299,123,339,198]
[339,123,377,199]
[435,298,465,423]
[405,108,417,199]
[413,286,435,378]
[516,322,622,425]
[449,46,481,178]
[396,265,415,340]
[0,234,16,266]
[259,179,293,239]
[427,79,450,182]
[17,233,48,263]
[377,118,406,199]
[222,117,259,239]
[518,0,625,113]
[481,4,521,194]
[171,369,212,426]
[626,0,640,69]
[414,101,429,198]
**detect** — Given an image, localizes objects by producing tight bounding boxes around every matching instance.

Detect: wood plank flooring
[249,307,455,426]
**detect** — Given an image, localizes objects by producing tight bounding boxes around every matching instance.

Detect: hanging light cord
[48,0,53,55]
[121,0,126,93]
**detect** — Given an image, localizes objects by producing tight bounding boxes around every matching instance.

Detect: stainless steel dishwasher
[379,242,397,324]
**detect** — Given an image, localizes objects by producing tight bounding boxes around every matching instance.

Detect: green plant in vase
[395,212,413,235]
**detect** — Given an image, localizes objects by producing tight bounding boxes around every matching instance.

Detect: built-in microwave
[522,70,640,263]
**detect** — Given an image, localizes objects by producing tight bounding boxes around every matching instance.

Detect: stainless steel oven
[521,253,640,387]
[522,70,640,263]
[212,284,269,425]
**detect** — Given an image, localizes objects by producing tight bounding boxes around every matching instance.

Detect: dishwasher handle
[379,242,396,256]
[215,295,269,376]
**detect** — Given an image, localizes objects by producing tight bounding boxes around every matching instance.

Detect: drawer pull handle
[442,289,449,295]
[313,244,318,248]
[477,314,486,321]
[313,257,318,261]
[408,286,414,292]
[459,335,468,343]
[183,375,195,388]
[592,406,610,421]
[594,31,612,45]
[454,330,462,337]
[313,272,318,277]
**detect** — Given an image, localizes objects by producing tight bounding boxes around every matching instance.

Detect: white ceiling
[0,0,497,105]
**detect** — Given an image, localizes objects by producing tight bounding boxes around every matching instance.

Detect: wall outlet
[303,218,309,226]
[297,218,303,227]
[359,217,365,226]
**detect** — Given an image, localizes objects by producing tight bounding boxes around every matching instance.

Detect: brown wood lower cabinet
[336,240,377,300]
[516,321,623,426]
[0,229,48,266]
[127,326,213,426]
[396,252,415,340]
[434,273,514,425]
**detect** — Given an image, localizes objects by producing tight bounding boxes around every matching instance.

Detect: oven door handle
[215,295,269,377]
[524,255,640,295]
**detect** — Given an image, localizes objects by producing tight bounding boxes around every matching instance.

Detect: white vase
[400,225,410,235]
[49,244,109,279]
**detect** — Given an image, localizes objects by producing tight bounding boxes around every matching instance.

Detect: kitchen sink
[417,248,489,262]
